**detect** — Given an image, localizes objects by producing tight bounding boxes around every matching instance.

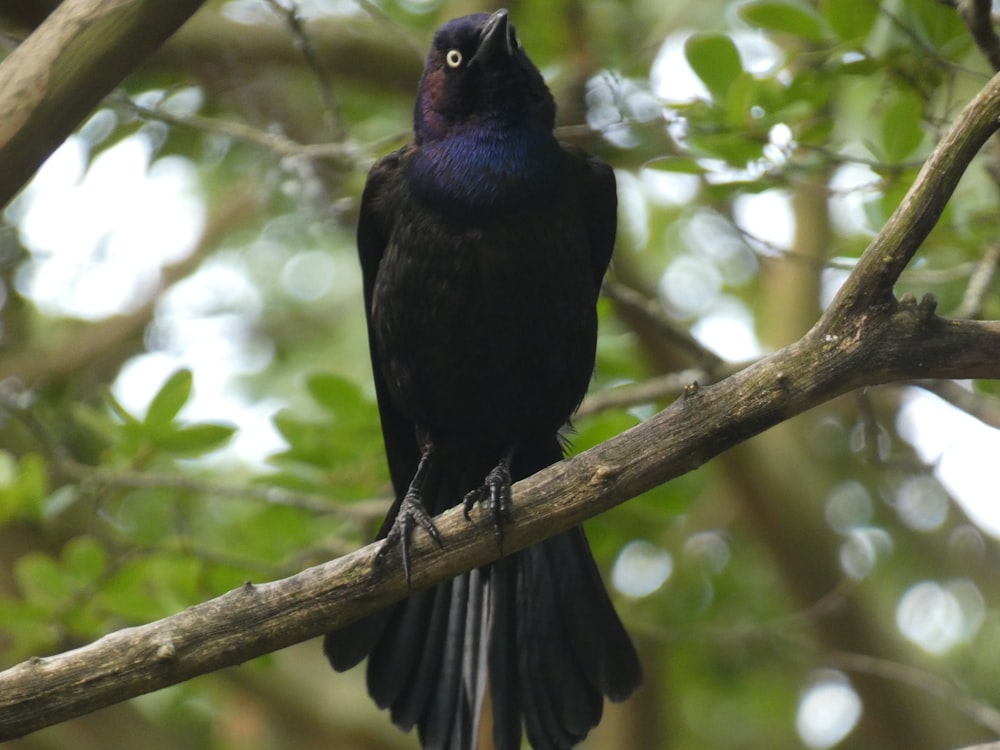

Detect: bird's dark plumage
[324,10,641,749]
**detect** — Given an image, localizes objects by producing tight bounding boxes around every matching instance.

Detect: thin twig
[603,280,725,370]
[909,378,1000,430]
[952,242,1000,318]
[60,460,390,520]
[939,0,1000,26]
[956,0,1000,69]
[355,0,426,61]
[111,94,362,163]
[575,369,710,420]
[831,651,1000,735]
[263,0,346,140]
[0,192,260,384]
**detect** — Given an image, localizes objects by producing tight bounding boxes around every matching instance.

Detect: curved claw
[463,457,513,548]
[377,489,443,587]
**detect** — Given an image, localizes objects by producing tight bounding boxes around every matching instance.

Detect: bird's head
[413,9,556,144]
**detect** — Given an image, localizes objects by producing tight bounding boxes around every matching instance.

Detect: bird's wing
[567,145,618,294]
[323,151,422,672]
[357,147,421,530]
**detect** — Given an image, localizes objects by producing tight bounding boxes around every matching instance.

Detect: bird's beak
[472,9,513,64]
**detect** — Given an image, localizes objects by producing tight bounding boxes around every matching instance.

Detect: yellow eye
[445,49,463,68]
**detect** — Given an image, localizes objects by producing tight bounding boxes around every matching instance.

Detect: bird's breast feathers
[407,127,560,210]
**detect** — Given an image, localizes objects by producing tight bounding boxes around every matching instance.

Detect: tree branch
[821,71,1000,327]
[3,295,1000,738]
[957,0,1000,72]
[262,0,346,141]
[830,651,1000,736]
[952,241,1000,318]
[574,369,710,420]
[910,378,1000,430]
[0,0,208,208]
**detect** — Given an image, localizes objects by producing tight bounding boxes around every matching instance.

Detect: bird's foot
[377,488,443,587]
[463,456,512,548]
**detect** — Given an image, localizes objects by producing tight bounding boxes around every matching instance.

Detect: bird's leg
[377,444,443,586]
[463,449,513,548]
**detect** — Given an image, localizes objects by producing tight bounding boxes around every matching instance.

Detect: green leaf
[0,598,60,661]
[271,411,335,468]
[306,373,364,417]
[685,33,743,101]
[906,0,972,53]
[796,117,834,147]
[13,552,67,608]
[820,0,878,44]
[0,452,47,523]
[62,536,108,585]
[739,1,827,42]
[723,71,763,128]
[880,89,924,162]
[570,410,642,455]
[154,423,236,454]
[145,369,193,426]
[100,555,202,620]
[685,131,762,165]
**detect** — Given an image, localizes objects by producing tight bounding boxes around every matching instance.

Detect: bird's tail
[324,439,641,750]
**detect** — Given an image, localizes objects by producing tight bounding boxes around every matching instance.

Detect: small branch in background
[735,224,854,271]
[939,0,1000,26]
[59,460,390,521]
[575,369,709,421]
[1,387,390,524]
[354,0,426,60]
[957,0,1000,71]
[953,1,1000,269]
[263,0,346,141]
[909,378,1000,430]
[830,651,1000,735]
[853,389,935,472]
[952,242,1000,319]
[111,94,362,164]
[776,578,856,627]
[0,192,259,385]
[855,388,888,465]
[880,2,973,79]
[0,382,72,463]
[603,280,725,371]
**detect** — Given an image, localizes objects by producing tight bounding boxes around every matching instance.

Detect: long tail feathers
[324,443,641,750]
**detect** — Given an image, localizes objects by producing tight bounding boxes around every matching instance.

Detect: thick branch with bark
[0,0,208,208]
[1,305,999,740]
[4,68,1000,737]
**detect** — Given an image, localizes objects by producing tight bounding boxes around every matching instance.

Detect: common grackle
[323,10,641,749]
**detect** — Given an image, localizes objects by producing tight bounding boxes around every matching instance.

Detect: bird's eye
[445,49,463,68]
[510,28,521,50]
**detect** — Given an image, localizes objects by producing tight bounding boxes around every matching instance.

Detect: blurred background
[3,0,1000,748]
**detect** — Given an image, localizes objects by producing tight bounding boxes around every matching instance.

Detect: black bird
[324,10,641,749]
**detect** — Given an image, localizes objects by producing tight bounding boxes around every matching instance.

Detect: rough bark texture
[0,0,208,207]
